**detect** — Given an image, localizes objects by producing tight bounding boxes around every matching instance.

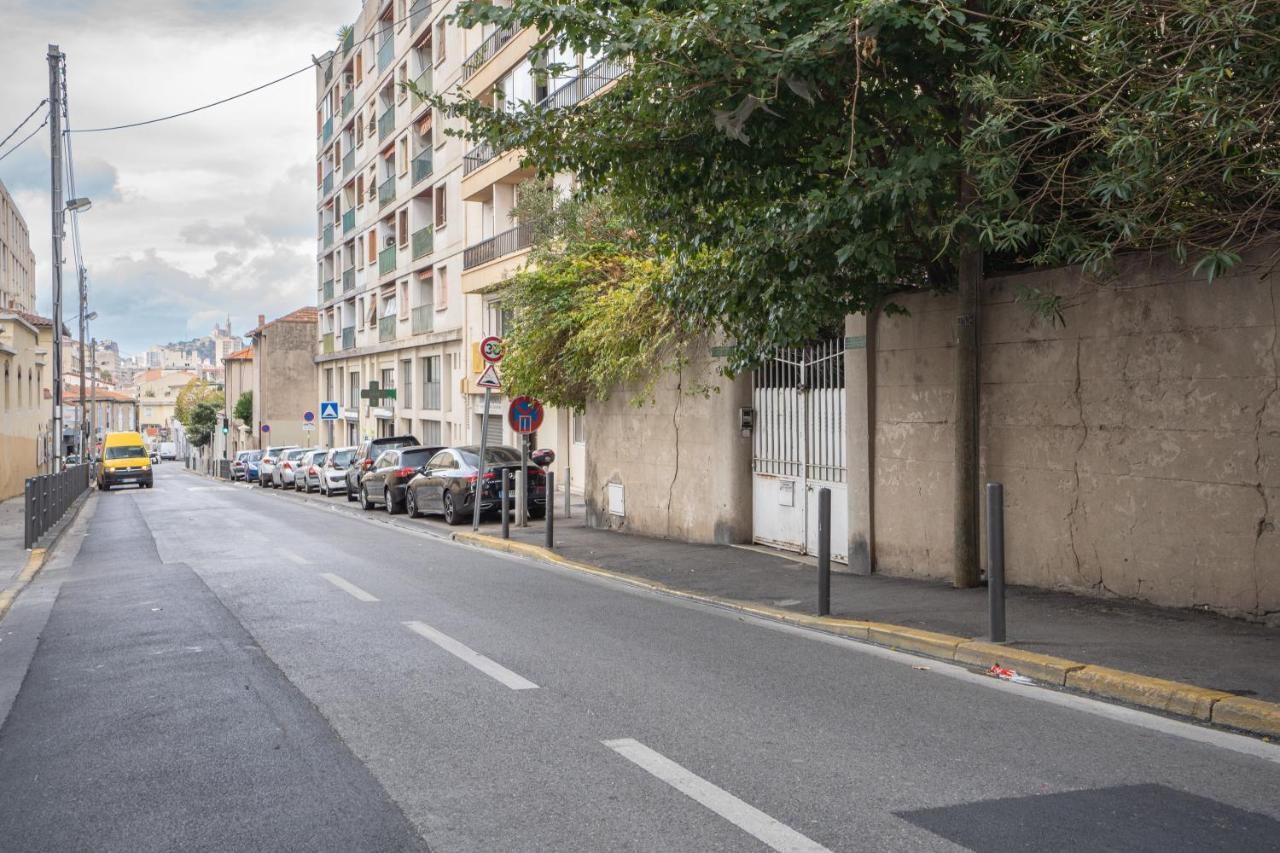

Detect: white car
[258,445,298,488]
[318,446,357,496]
[295,449,329,492]
[274,447,312,488]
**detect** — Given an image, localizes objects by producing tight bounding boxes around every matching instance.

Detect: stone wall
[866,245,1280,620]
[586,341,753,544]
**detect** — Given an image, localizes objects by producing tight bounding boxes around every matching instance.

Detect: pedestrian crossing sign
[319,401,340,421]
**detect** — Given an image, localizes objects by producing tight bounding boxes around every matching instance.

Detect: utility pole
[90,337,97,455]
[48,44,65,473]
[78,265,86,458]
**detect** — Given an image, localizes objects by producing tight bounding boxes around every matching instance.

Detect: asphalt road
[0,464,1278,852]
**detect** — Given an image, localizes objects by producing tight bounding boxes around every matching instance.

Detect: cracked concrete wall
[584,340,753,545]
[872,245,1280,621]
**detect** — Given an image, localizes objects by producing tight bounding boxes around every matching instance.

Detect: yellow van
[98,431,154,490]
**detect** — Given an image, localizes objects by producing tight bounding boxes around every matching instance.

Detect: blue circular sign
[261,424,270,433]
[508,396,544,435]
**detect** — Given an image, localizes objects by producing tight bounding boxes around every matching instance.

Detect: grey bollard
[501,474,510,540]
[817,487,831,616]
[545,471,555,550]
[987,482,1006,642]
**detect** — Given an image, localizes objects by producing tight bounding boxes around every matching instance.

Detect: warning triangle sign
[476,363,502,389]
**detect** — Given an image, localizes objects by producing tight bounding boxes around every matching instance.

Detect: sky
[0,0,354,355]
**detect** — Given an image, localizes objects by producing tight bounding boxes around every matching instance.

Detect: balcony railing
[342,268,355,292]
[321,116,333,143]
[343,149,355,177]
[322,171,334,195]
[539,57,628,111]
[377,37,394,73]
[341,26,355,54]
[411,68,432,109]
[463,223,532,269]
[463,24,516,81]
[322,278,334,301]
[412,227,432,260]
[322,223,334,248]
[411,305,434,335]
[378,177,396,210]
[463,141,496,176]
[379,244,396,276]
[378,106,395,141]
[322,332,335,354]
[342,326,355,349]
[379,315,397,342]
[342,208,355,234]
[410,0,430,33]
[342,90,354,118]
[412,150,433,184]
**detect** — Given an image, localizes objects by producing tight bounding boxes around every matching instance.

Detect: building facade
[248,308,319,449]
[221,346,255,457]
[0,312,50,497]
[0,181,36,315]
[136,368,198,440]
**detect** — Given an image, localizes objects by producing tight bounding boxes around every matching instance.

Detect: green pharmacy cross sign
[360,380,397,410]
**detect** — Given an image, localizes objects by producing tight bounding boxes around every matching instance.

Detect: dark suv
[345,434,419,502]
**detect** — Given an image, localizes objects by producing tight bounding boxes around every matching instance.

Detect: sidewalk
[488,506,1280,707]
[0,496,30,587]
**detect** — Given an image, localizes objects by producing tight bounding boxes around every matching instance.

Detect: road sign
[303,410,315,423]
[303,423,316,432]
[508,396,544,434]
[261,424,270,433]
[319,401,340,421]
[480,336,504,364]
[476,363,502,389]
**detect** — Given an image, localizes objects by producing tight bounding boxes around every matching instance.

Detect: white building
[0,180,36,314]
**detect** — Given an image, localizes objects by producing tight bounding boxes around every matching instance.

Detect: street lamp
[66,197,92,212]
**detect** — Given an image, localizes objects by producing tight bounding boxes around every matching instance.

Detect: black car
[357,445,444,513]
[345,434,419,502]
[405,445,547,525]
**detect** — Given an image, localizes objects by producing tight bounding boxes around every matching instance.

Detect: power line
[0,99,48,150]
[0,114,48,164]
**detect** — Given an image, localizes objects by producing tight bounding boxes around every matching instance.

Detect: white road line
[319,573,379,602]
[602,738,831,853]
[278,549,310,565]
[402,620,538,690]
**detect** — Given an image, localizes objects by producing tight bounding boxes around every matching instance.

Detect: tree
[233,391,253,425]
[175,377,222,426]
[186,401,220,449]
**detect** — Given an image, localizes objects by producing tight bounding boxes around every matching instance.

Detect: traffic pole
[471,387,491,531]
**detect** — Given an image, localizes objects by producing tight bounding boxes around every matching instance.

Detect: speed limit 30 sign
[480,336,504,364]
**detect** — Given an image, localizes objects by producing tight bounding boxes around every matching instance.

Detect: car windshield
[332,450,355,465]
[458,447,521,467]
[374,437,418,454]
[400,449,434,468]
[286,450,307,460]
[244,451,263,461]
[105,446,146,460]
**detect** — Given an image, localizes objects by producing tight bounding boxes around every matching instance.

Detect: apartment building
[0,180,36,314]
[0,311,50,496]
[315,2,615,485]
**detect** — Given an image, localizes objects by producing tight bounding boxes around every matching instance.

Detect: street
[0,463,1278,852]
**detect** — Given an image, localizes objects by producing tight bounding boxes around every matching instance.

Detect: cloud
[180,221,262,250]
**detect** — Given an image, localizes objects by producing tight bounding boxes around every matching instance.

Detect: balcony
[377,37,394,74]
[378,177,396,210]
[412,227,432,260]
[463,24,516,81]
[321,116,333,143]
[463,223,532,270]
[379,244,396,276]
[342,268,355,292]
[322,171,334,195]
[342,90,354,118]
[379,315,397,342]
[411,305,434,335]
[342,326,355,350]
[322,332,335,354]
[342,208,356,234]
[343,149,355,177]
[322,278,334,301]
[539,57,627,111]
[410,0,430,33]
[412,150,433,184]
[322,223,334,249]
[411,68,432,110]
[378,106,395,142]
[341,26,355,54]
[463,141,496,176]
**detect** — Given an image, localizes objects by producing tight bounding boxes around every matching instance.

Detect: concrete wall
[586,340,753,544]
[254,319,318,449]
[857,244,1280,620]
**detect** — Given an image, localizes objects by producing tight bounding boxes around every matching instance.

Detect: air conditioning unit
[385,236,396,247]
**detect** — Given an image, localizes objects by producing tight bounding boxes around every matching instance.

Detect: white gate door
[751,340,848,563]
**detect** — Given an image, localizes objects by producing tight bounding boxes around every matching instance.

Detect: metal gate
[751,340,848,563]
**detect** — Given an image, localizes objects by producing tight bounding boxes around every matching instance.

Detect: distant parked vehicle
[318,446,357,496]
[357,445,443,513]
[274,447,313,488]
[404,445,545,525]
[245,457,262,483]
[345,435,419,503]
[258,445,298,488]
[149,452,161,465]
[232,450,261,481]
[296,449,329,492]
[159,441,177,460]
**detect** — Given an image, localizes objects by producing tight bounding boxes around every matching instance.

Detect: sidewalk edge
[452,531,1280,740]
[0,489,93,624]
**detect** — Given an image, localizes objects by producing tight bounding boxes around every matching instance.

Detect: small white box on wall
[607,482,625,516]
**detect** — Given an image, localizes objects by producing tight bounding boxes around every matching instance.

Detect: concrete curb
[452,531,1280,740]
[0,488,93,625]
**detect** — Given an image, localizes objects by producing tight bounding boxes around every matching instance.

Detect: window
[422,419,442,445]
[397,63,408,101]
[356,175,365,206]
[367,231,377,263]
[398,137,409,175]
[422,355,442,409]
[433,184,446,228]
[357,297,366,328]
[349,372,361,408]
[572,410,585,444]
[400,359,412,407]
[398,281,409,319]
[381,368,395,400]
[485,300,512,337]
[434,265,448,310]
[434,20,446,65]
[398,209,409,247]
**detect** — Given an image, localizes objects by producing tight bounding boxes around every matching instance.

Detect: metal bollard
[987,482,1006,643]
[500,475,510,540]
[545,472,555,550]
[564,467,571,518]
[817,487,831,616]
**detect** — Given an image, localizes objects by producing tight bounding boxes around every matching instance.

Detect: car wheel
[443,491,465,526]
[346,483,356,502]
[406,489,421,518]
[360,485,374,511]
[385,488,398,515]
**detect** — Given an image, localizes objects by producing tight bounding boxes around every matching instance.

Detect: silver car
[258,445,298,488]
[318,446,357,496]
[273,447,312,488]
[296,449,329,492]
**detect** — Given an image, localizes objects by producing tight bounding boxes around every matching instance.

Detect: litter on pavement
[988,664,1034,685]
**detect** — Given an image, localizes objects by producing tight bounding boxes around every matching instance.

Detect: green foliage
[176,378,223,433]
[497,186,692,410]
[186,401,220,449]
[233,391,253,425]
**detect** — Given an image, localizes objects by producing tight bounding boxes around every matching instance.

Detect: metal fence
[23,464,91,549]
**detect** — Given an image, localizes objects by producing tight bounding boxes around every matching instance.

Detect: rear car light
[283,462,292,470]
[362,459,374,470]
[395,467,416,478]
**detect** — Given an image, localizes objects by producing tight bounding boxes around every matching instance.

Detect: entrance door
[751,340,848,563]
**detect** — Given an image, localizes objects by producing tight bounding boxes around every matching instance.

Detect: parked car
[345,434,419,502]
[295,449,329,492]
[357,445,443,513]
[245,456,262,483]
[149,452,161,464]
[232,450,261,481]
[404,445,546,525]
[274,447,313,488]
[318,446,357,496]
[258,445,298,487]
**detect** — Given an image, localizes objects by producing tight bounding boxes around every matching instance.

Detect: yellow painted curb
[0,548,48,623]
[1065,666,1233,721]
[955,641,1086,686]
[453,530,1280,739]
[1211,696,1280,739]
